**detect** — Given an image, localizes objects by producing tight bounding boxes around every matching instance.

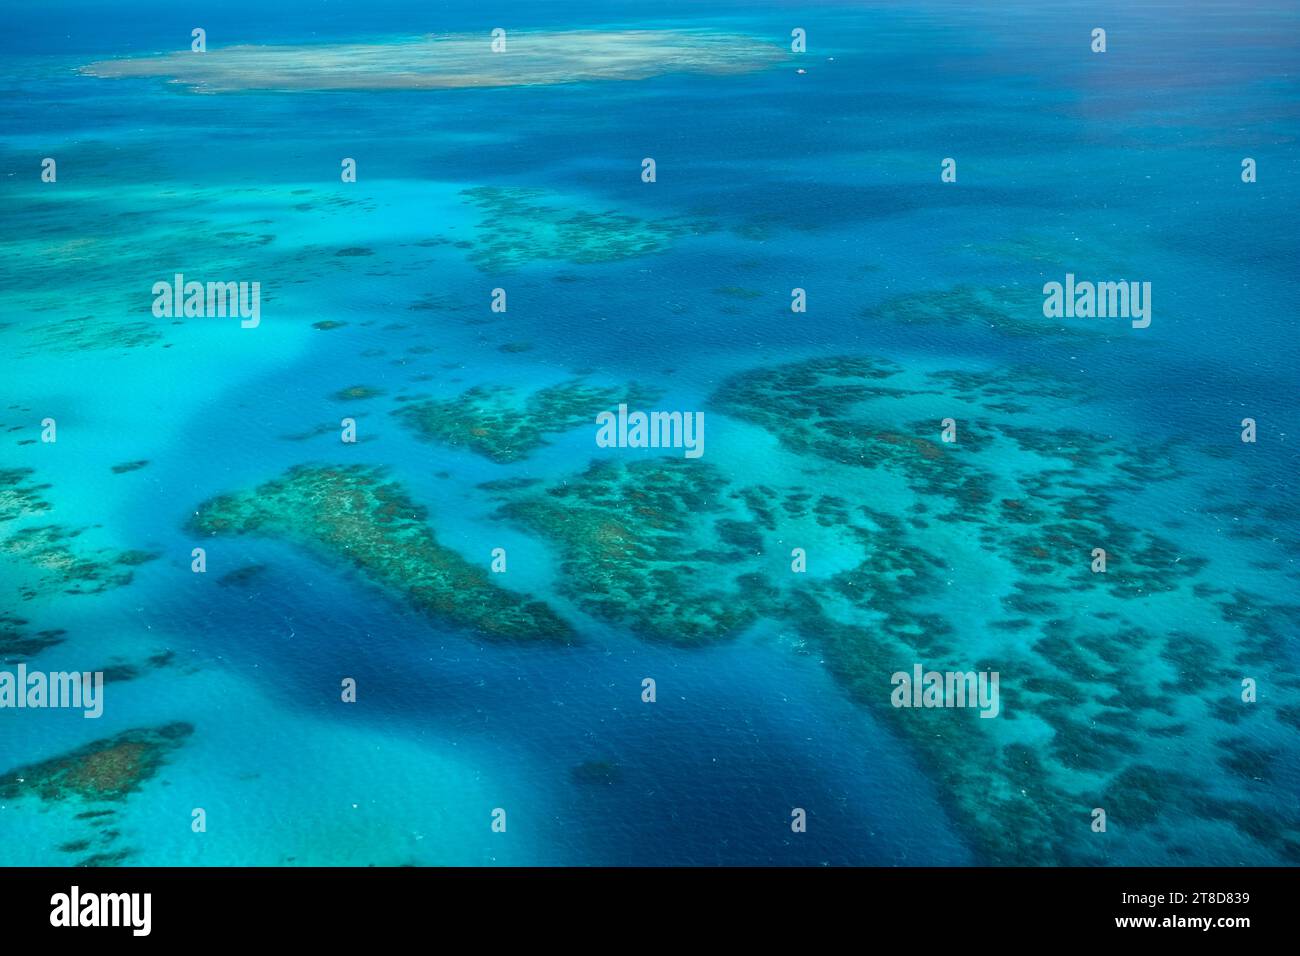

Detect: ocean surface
[1,0,1297,866]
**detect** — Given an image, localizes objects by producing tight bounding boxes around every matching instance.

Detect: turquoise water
[1,0,1298,866]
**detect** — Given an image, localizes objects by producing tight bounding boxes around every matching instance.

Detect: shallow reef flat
[456,186,714,272]
[393,378,658,463]
[492,458,769,646]
[18,318,164,354]
[0,467,53,524]
[0,181,385,355]
[190,465,573,644]
[1,192,255,355]
[0,468,159,599]
[80,30,787,93]
[0,527,157,598]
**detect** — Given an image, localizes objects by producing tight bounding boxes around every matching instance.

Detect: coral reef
[191,465,573,643]
[0,469,158,599]
[456,187,713,272]
[493,458,766,646]
[861,284,1100,342]
[0,613,66,663]
[81,30,787,93]
[331,385,385,402]
[0,722,193,803]
[394,379,658,463]
[484,353,1300,864]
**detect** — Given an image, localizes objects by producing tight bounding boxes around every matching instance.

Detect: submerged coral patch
[394,379,659,463]
[456,187,713,272]
[0,527,159,597]
[704,354,1300,864]
[24,318,164,353]
[331,385,386,402]
[190,465,573,644]
[494,458,767,646]
[862,284,1099,341]
[0,469,159,599]
[0,722,193,803]
[431,353,1297,864]
[0,468,53,523]
[0,613,67,663]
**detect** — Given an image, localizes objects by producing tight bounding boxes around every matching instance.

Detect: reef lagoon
[1,0,1298,867]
